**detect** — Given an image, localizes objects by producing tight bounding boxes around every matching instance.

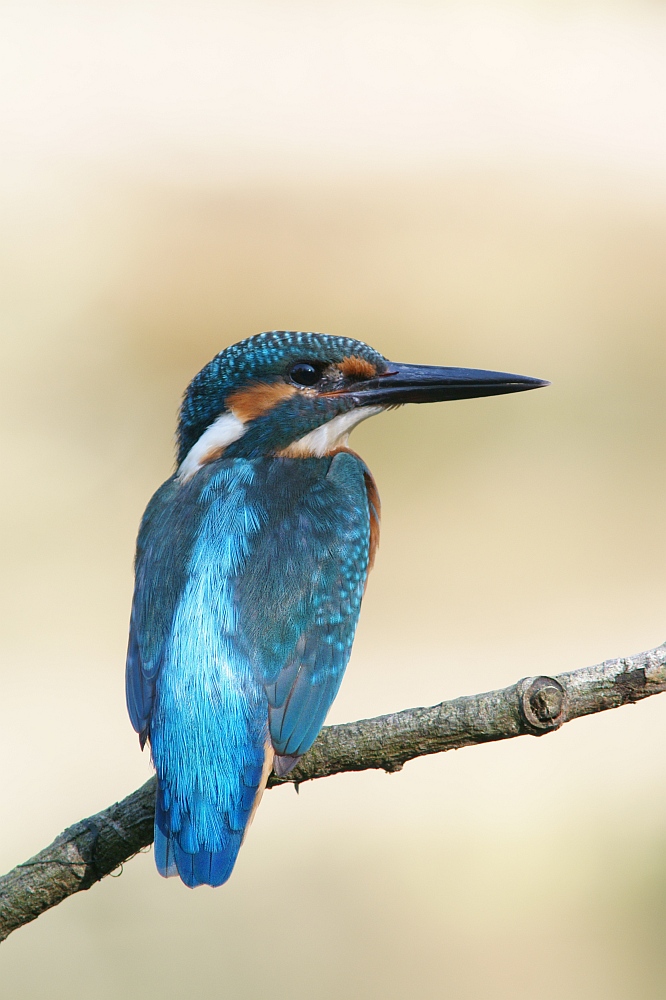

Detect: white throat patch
[177,411,247,482]
[279,406,383,458]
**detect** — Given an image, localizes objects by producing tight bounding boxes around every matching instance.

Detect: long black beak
[341,363,549,406]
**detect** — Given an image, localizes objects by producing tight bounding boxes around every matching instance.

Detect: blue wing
[233,452,372,769]
[125,452,372,887]
[125,476,200,743]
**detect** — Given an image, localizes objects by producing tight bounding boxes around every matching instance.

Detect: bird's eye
[289,362,321,387]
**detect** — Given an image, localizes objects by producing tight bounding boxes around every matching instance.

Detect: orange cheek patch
[338,356,377,380]
[227,381,296,422]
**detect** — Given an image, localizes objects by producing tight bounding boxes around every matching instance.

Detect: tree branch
[2,641,666,942]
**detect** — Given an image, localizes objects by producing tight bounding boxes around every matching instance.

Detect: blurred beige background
[2,1,666,997]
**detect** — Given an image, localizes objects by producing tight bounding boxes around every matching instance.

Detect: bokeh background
[2,1,666,997]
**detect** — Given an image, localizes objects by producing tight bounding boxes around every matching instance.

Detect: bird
[125,330,547,888]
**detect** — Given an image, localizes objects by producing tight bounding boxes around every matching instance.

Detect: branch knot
[519,676,567,732]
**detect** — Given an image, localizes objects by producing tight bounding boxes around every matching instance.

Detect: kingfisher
[125,330,547,888]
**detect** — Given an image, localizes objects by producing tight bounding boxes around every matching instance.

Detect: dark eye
[289,362,321,387]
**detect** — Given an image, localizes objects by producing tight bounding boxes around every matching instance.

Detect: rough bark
[2,641,665,943]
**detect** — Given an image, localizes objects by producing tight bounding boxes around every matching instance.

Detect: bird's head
[177,330,548,479]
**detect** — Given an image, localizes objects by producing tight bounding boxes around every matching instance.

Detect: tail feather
[154,786,243,888]
[173,839,239,889]
[153,824,178,879]
[154,822,242,888]
[153,743,274,888]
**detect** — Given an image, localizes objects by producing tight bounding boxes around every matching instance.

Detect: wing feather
[125,475,202,743]
[234,451,375,761]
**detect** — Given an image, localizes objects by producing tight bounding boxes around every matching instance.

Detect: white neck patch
[177,411,247,482]
[279,406,383,458]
